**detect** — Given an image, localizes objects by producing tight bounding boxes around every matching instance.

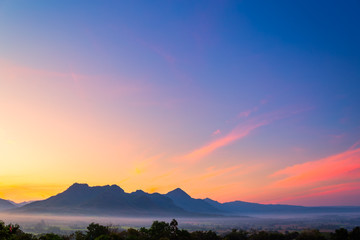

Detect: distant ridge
[8,200,34,207]
[6,183,360,217]
[204,199,360,214]
[0,198,16,210]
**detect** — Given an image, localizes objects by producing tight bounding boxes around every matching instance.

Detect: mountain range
[2,183,360,217]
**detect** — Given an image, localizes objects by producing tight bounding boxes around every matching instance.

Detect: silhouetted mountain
[204,199,360,214]
[0,198,16,210]
[12,183,188,216]
[166,188,223,214]
[204,199,306,214]
[9,183,360,217]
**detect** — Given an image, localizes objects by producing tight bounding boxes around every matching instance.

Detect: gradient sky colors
[1,1,360,206]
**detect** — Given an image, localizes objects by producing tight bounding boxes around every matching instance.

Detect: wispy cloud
[240,143,360,205]
[237,106,259,118]
[211,129,221,136]
[266,144,360,204]
[350,140,360,150]
[237,99,269,119]
[271,146,360,188]
[181,121,266,163]
[181,108,303,163]
[271,182,360,204]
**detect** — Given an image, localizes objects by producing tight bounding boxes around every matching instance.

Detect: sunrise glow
[0,1,359,207]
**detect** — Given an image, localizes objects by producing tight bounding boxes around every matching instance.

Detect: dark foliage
[349,226,360,240]
[0,219,359,240]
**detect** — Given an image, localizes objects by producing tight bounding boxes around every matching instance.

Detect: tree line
[1,219,359,240]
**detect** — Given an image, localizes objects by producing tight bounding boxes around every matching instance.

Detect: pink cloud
[182,121,267,163]
[269,182,360,205]
[271,145,360,188]
[350,140,360,150]
[180,108,302,163]
[211,129,221,136]
[237,106,258,118]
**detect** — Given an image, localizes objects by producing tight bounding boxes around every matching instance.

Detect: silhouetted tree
[127,228,145,240]
[224,229,248,240]
[349,226,360,240]
[170,219,179,239]
[296,229,326,240]
[1,219,360,240]
[177,229,191,240]
[38,233,63,240]
[149,221,170,240]
[13,233,37,240]
[0,221,22,239]
[331,228,348,240]
[86,223,109,240]
[191,230,220,240]
[72,230,86,240]
[249,230,285,240]
[284,231,299,240]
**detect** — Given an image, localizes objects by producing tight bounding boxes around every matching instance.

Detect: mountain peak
[66,183,125,194]
[67,183,89,190]
[106,184,125,193]
[166,188,191,199]
[131,190,146,196]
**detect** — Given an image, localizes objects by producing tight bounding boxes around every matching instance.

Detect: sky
[0,0,360,206]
